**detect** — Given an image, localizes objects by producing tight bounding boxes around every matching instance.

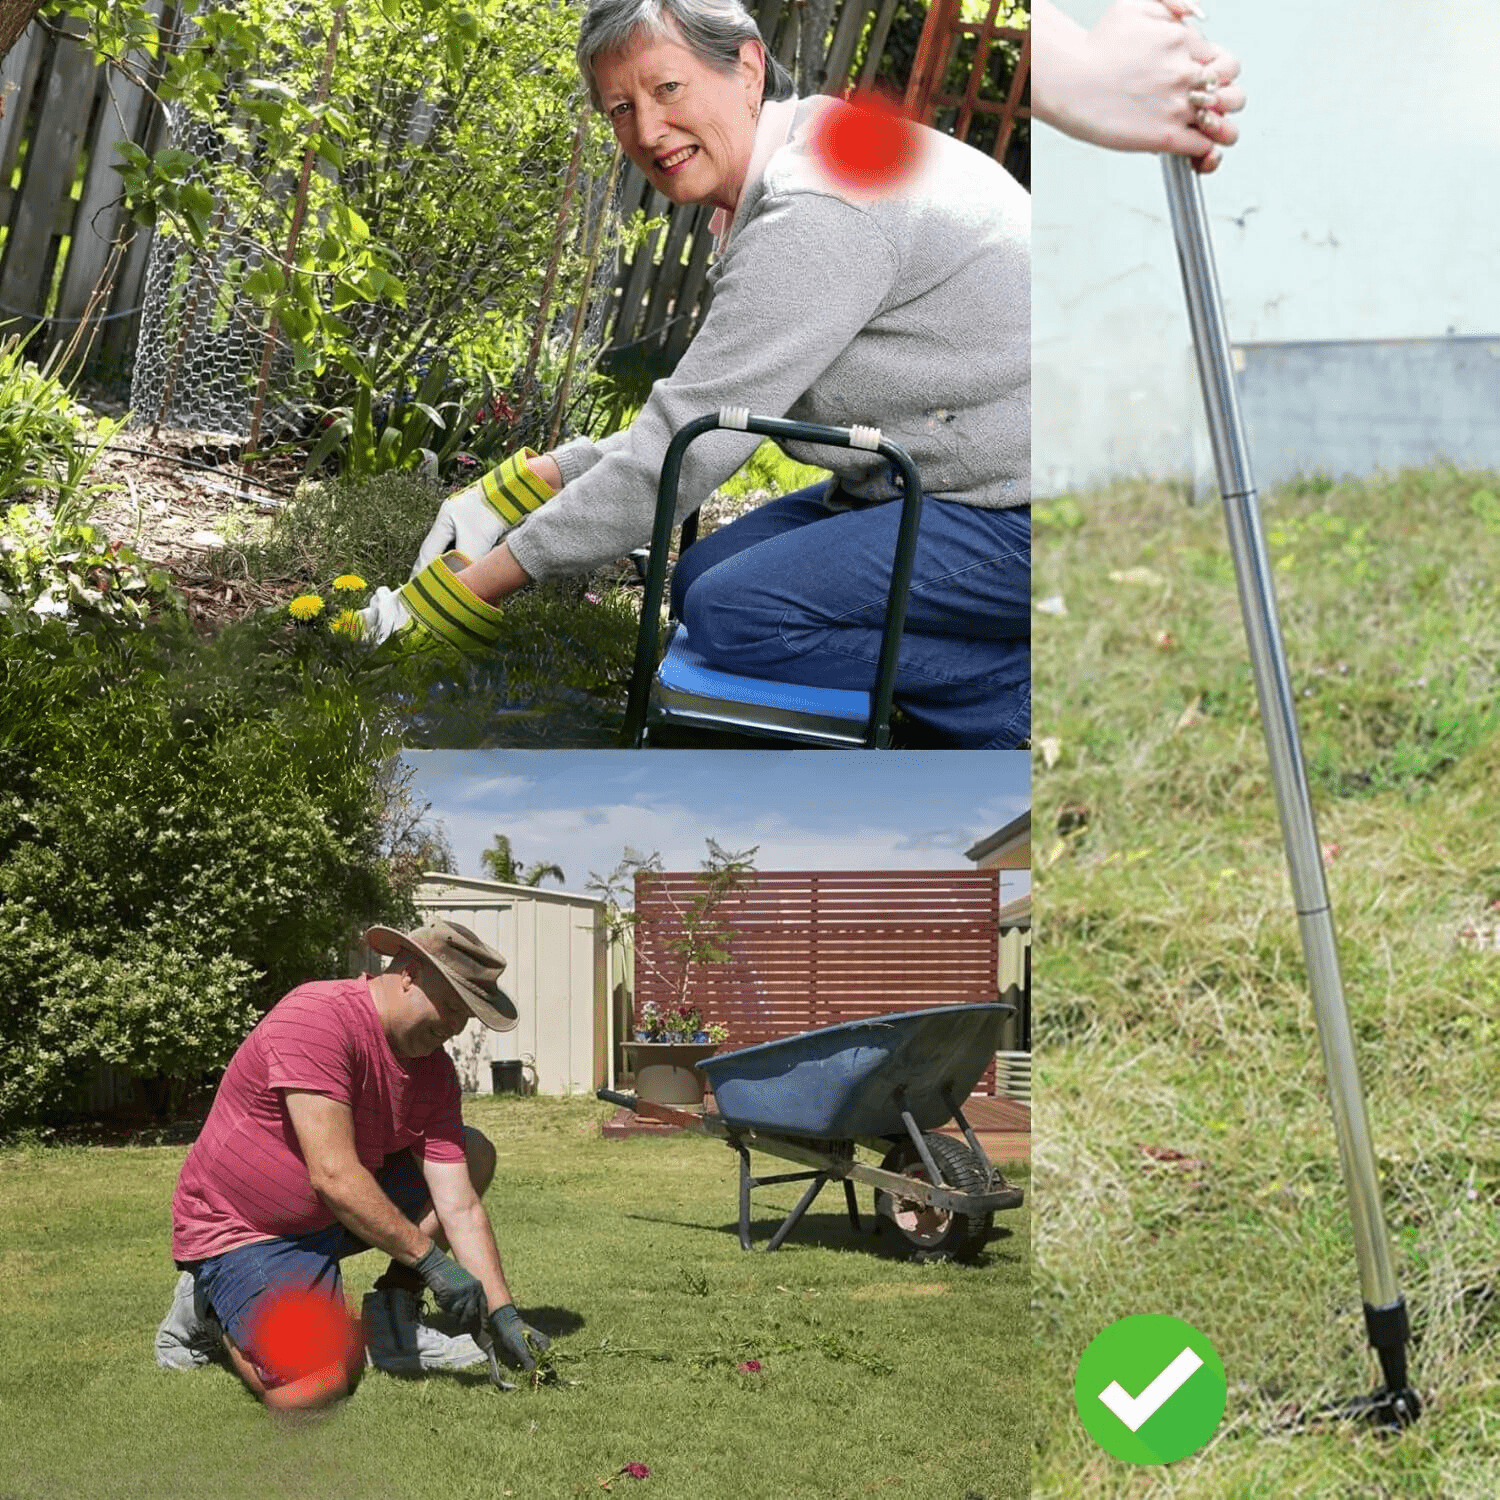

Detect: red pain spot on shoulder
[811,90,923,193]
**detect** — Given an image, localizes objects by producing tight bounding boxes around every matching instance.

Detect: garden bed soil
[84,416,764,634]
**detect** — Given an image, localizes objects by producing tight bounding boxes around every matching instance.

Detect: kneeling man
[155,920,548,1408]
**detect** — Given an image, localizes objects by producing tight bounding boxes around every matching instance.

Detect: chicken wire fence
[127,99,619,448]
[127,106,281,438]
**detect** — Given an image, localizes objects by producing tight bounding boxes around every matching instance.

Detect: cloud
[404,749,1031,896]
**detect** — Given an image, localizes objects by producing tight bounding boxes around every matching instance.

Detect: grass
[1032,466,1500,1495]
[0,1096,1030,1500]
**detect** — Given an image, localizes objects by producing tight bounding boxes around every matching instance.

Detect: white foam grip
[719,407,750,431]
[849,424,882,451]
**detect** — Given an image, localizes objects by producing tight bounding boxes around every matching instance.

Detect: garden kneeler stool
[620,410,926,749]
[1162,151,1419,1429]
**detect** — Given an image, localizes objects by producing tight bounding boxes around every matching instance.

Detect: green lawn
[1032,467,1500,1495]
[0,1096,1030,1500]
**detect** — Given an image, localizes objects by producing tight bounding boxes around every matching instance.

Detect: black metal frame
[620,411,925,749]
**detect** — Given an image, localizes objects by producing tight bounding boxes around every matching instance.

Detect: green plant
[79,0,614,434]
[0,608,415,1129]
[0,335,121,526]
[591,838,758,1030]
[634,999,727,1045]
[209,470,440,589]
[0,504,181,623]
[479,833,565,888]
[713,440,830,502]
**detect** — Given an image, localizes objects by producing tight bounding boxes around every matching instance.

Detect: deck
[603,1091,1030,1162]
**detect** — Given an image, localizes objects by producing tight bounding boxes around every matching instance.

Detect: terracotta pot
[622,1041,718,1106]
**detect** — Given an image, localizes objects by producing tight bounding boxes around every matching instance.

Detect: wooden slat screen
[634,869,1002,1092]
[904,0,1030,178]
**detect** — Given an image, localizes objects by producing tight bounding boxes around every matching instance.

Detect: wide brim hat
[365,920,518,1032]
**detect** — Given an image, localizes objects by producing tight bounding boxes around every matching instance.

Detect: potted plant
[622,1001,727,1106]
[590,839,756,1108]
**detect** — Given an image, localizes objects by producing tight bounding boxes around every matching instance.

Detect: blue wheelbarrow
[598,1003,1023,1261]
[619,409,925,749]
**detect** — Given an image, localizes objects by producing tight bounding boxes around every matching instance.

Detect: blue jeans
[184,1148,430,1361]
[670,486,1030,749]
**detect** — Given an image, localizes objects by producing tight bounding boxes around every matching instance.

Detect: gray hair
[578,0,796,112]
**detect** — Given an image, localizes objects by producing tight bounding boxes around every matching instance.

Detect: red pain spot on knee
[250,1286,364,1390]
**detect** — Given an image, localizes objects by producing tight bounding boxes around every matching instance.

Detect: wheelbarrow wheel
[874,1133,993,1263]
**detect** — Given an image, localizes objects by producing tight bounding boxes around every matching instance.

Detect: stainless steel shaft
[1160,153,1401,1315]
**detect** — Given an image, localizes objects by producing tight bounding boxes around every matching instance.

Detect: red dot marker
[811,90,923,194]
[250,1286,364,1392]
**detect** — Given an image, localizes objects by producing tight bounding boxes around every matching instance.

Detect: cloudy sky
[402,750,1030,906]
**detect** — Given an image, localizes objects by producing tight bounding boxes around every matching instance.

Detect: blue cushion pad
[658,628,871,720]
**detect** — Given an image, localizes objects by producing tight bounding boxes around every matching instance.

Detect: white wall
[1034,0,1500,493]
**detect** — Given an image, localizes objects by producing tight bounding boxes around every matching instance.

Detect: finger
[413,517,454,577]
[1165,119,1218,161]
[1208,48,1242,85]
[1198,111,1239,148]
[1193,145,1223,174]
[1211,82,1246,115]
[1155,0,1206,17]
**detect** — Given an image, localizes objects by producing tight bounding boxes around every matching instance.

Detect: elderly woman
[363,0,1029,749]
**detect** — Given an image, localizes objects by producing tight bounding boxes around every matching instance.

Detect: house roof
[965,809,1031,868]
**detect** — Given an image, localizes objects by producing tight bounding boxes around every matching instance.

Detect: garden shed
[359,874,610,1098]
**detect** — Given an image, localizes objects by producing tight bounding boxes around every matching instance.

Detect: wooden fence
[0,10,167,375]
[633,868,1004,1093]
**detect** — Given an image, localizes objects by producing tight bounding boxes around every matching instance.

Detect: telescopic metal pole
[1160,152,1419,1428]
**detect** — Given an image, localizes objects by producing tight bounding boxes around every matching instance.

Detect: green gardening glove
[488,1303,551,1372]
[413,1245,488,1330]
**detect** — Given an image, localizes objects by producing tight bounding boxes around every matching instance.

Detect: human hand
[487,1302,551,1372]
[1033,0,1244,173]
[413,1245,489,1330]
[355,583,412,645]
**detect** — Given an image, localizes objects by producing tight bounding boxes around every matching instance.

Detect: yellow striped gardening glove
[412,449,559,577]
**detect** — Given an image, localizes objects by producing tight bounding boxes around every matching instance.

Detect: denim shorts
[184,1148,430,1366]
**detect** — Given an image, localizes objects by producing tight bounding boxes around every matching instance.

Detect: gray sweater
[506,94,1030,583]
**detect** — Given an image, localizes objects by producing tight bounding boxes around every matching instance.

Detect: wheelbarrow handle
[596,1087,709,1131]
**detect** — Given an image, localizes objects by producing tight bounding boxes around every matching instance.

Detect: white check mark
[1098,1346,1204,1433]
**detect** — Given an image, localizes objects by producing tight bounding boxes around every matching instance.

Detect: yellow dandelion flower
[288,593,325,621]
[332,574,368,593]
[331,608,364,639]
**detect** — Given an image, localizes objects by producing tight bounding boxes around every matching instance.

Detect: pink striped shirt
[171,977,466,1263]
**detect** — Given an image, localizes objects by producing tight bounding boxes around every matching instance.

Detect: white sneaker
[154,1271,225,1370]
[362,1286,487,1374]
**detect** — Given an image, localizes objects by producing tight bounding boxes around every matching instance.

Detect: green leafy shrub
[86,0,613,442]
[0,336,121,526]
[210,470,439,588]
[713,441,829,502]
[0,504,182,623]
[0,610,415,1130]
